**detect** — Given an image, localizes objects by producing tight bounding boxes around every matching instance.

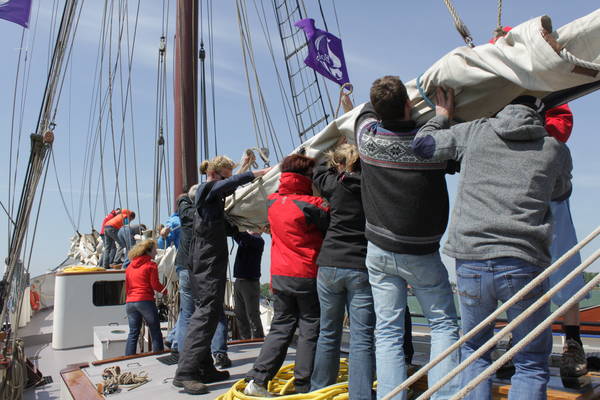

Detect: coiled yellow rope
[62,265,106,273]
[216,359,369,400]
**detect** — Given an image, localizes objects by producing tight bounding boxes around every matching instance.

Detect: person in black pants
[244,154,330,396]
[233,232,265,339]
[173,155,270,395]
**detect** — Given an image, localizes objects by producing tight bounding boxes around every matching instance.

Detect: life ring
[30,287,41,311]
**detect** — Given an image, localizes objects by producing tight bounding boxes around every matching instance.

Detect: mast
[173,0,198,201]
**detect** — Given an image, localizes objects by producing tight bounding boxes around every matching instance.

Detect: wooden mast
[173,0,198,201]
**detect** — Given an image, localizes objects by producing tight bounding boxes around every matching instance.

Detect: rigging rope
[440,0,475,48]
[559,48,600,71]
[254,0,298,149]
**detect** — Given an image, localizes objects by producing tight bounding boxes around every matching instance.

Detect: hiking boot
[244,380,272,397]
[172,378,208,395]
[561,339,590,389]
[199,368,230,383]
[214,352,232,369]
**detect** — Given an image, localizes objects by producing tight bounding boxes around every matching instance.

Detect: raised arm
[207,167,272,201]
[312,162,338,200]
[412,88,476,162]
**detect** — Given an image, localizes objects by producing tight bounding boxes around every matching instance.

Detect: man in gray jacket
[413,89,572,400]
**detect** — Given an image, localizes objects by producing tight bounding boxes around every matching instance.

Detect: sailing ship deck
[21,309,600,399]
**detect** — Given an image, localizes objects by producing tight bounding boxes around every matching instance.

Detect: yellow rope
[216,359,373,400]
[62,265,106,273]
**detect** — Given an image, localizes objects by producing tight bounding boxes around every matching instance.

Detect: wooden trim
[492,382,600,399]
[90,350,169,366]
[56,270,125,277]
[60,363,103,399]
[227,338,265,345]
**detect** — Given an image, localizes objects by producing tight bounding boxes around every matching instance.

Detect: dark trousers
[246,289,320,392]
[234,279,264,339]
[175,261,226,380]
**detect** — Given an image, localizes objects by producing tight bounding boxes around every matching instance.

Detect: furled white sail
[225,10,600,230]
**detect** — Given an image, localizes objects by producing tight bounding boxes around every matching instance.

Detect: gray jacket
[413,104,572,267]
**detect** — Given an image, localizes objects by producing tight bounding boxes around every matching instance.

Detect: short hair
[128,239,156,260]
[370,75,409,120]
[129,211,136,220]
[280,154,315,175]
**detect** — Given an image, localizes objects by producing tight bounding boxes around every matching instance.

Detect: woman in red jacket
[244,154,330,396]
[125,239,166,355]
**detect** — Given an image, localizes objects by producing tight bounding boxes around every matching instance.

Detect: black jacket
[233,232,265,279]
[313,163,367,269]
[174,195,195,268]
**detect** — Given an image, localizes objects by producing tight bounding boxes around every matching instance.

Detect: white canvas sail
[225,10,600,230]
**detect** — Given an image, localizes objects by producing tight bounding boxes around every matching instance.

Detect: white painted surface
[93,325,129,360]
[52,271,127,350]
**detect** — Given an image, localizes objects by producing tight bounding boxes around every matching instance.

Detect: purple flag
[295,18,349,86]
[0,0,32,28]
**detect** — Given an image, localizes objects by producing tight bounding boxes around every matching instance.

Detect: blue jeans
[118,227,135,268]
[102,226,119,268]
[549,199,588,306]
[169,267,228,354]
[126,300,164,356]
[456,258,552,400]
[311,266,375,400]
[366,242,460,400]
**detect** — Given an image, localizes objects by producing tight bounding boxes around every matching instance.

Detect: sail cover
[225,10,600,230]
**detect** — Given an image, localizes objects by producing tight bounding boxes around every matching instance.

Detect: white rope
[417,246,600,400]
[383,224,600,400]
[453,248,600,399]
[560,48,600,71]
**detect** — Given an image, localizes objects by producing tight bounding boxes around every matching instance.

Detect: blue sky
[1,1,598,282]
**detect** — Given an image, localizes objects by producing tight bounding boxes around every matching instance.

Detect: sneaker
[172,379,208,395]
[244,380,272,397]
[561,339,590,389]
[214,352,232,369]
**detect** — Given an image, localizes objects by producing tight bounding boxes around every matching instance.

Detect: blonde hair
[199,155,236,175]
[326,143,360,173]
[128,239,157,260]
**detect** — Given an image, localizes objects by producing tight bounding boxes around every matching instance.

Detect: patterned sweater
[355,103,450,254]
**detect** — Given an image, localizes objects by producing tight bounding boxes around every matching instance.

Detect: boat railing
[382,225,600,400]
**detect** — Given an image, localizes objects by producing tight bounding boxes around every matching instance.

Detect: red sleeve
[149,262,167,295]
[545,104,573,143]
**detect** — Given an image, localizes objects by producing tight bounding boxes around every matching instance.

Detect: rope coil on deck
[216,359,363,400]
[102,366,150,395]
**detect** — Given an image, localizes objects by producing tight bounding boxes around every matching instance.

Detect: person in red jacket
[125,239,166,356]
[492,27,587,388]
[244,154,330,396]
[99,208,120,268]
[102,209,135,268]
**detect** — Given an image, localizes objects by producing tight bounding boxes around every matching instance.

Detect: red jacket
[268,172,329,292]
[125,255,166,302]
[105,209,134,230]
[545,104,573,143]
[100,209,119,234]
